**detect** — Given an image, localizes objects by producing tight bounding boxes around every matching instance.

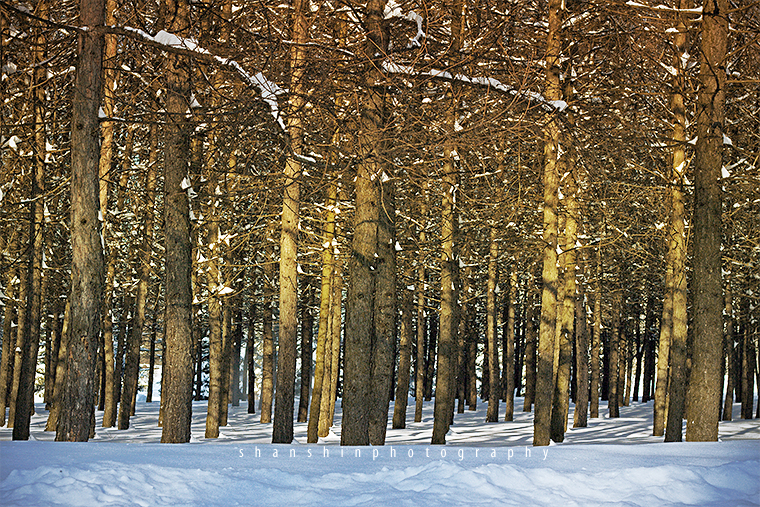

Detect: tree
[160,0,194,444]
[533,0,563,447]
[685,0,728,442]
[55,0,105,442]
[273,0,308,445]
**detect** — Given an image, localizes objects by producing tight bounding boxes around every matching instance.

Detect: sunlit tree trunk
[297,281,313,422]
[273,0,308,445]
[722,277,735,420]
[533,0,562,447]
[260,240,275,424]
[414,183,427,422]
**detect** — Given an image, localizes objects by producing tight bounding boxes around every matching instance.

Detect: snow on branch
[625,1,704,14]
[383,0,425,48]
[381,61,568,113]
[119,26,286,130]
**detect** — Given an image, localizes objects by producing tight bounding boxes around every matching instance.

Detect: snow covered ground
[2,397,759,506]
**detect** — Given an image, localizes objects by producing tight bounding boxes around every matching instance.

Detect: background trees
[0,0,757,444]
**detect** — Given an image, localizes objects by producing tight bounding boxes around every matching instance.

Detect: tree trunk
[260,244,275,424]
[45,302,70,431]
[392,292,414,429]
[7,239,29,429]
[534,0,562,447]
[297,282,313,422]
[504,271,516,421]
[608,290,622,419]
[247,303,256,414]
[414,184,427,422]
[0,248,17,426]
[685,0,727,442]
[340,0,389,447]
[13,15,47,436]
[273,0,308,445]
[551,162,577,442]
[485,227,500,423]
[722,278,735,420]
[573,253,589,428]
[523,289,537,412]
[160,0,194,444]
[55,0,105,441]
[431,0,463,446]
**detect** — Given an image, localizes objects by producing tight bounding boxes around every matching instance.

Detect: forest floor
[1,396,759,506]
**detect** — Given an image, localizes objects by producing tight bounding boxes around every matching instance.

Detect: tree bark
[534,0,562,447]
[273,0,308,445]
[297,282,313,422]
[431,0,464,446]
[485,228,500,423]
[590,249,602,419]
[685,0,727,442]
[260,244,275,424]
[55,0,105,442]
[504,271,516,421]
[392,287,414,429]
[160,0,194,444]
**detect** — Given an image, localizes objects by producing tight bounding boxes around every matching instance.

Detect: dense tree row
[0,0,758,445]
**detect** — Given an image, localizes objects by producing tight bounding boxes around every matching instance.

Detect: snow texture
[1,398,759,506]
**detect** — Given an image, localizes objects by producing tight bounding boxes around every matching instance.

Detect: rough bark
[533,0,562,447]
[590,249,602,419]
[392,286,414,429]
[273,0,308,445]
[485,228,500,424]
[504,271,516,421]
[685,0,727,442]
[260,244,275,424]
[55,0,105,442]
[160,0,194,444]
[608,291,621,419]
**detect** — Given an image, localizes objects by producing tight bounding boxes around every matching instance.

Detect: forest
[0,0,758,451]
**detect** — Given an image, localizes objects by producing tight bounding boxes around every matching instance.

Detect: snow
[1,399,758,506]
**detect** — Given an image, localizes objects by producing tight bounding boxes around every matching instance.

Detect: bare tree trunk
[273,0,308,445]
[485,228,500,423]
[326,257,342,429]
[13,11,47,436]
[340,0,389,447]
[7,239,29,429]
[504,271,516,421]
[590,249,602,419]
[523,288,537,412]
[608,291,622,419]
[56,0,105,441]
[431,0,463,446]
[722,278,735,420]
[247,304,256,414]
[297,282,313,422]
[551,161,578,442]
[260,241,275,423]
[534,0,562,447]
[685,0,727,442]
[160,0,194,444]
[0,246,17,426]
[46,302,70,431]
[414,185,427,422]
[573,253,589,428]
[393,287,414,430]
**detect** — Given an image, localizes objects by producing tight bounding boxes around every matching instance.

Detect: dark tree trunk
[160,0,193,444]
[685,0,727,442]
[55,0,105,442]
